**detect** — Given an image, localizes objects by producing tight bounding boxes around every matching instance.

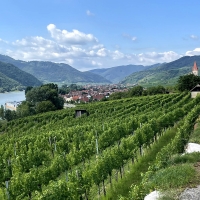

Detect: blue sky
[0,0,200,71]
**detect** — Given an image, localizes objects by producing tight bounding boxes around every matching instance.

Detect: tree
[146,85,166,95]
[0,105,4,119]
[177,74,200,91]
[26,83,64,110]
[25,86,33,95]
[35,101,56,113]
[4,110,17,121]
[16,101,35,117]
[128,85,143,97]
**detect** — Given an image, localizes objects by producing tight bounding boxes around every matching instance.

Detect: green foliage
[0,92,198,199]
[0,105,4,119]
[4,110,17,121]
[25,86,33,95]
[144,85,167,95]
[35,101,56,113]
[109,91,127,100]
[168,152,200,165]
[177,74,200,91]
[128,85,143,96]
[26,83,64,110]
[148,164,195,190]
[0,61,41,92]
[58,84,84,95]
[109,85,167,100]
[16,101,35,117]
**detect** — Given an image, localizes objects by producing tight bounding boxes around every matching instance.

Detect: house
[190,84,200,98]
[5,101,22,111]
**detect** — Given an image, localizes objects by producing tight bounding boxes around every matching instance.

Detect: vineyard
[0,92,200,200]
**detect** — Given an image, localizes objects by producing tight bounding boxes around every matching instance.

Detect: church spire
[192,61,198,76]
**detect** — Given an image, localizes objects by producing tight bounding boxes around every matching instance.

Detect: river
[0,91,25,107]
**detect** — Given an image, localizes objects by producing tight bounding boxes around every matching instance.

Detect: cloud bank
[0,24,200,71]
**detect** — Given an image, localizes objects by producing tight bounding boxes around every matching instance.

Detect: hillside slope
[88,64,160,83]
[121,55,200,86]
[0,54,111,84]
[0,61,42,92]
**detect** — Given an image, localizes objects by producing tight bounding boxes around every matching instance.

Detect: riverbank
[0,91,25,107]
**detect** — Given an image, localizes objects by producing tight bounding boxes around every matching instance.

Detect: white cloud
[2,23,200,71]
[47,24,98,45]
[96,48,107,57]
[190,35,198,40]
[86,10,94,16]
[186,48,200,56]
[91,44,104,50]
[0,38,9,44]
[122,33,137,41]
[112,50,125,60]
[92,60,102,66]
[132,37,137,41]
[134,51,181,64]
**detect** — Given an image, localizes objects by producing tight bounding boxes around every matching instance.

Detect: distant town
[61,84,129,103]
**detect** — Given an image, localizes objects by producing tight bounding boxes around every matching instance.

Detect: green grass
[168,152,200,165]
[151,121,200,200]
[100,127,177,200]
[148,164,195,190]
[189,122,200,143]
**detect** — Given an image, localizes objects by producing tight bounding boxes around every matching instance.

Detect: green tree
[26,83,64,110]
[16,101,35,117]
[146,85,166,95]
[0,105,4,119]
[25,86,33,95]
[177,74,200,91]
[4,110,17,121]
[35,101,56,113]
[128,85,143,97]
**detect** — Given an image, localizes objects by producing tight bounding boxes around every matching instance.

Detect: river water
[0,91,25,107]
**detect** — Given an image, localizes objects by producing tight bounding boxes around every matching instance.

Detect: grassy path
[101,127,177,200]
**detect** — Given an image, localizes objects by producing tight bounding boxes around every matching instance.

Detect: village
[61,84,129,103]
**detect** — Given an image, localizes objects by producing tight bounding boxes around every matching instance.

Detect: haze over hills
[0,55,111,85]
[88,63,161,83]
[121,55,200,87]
[0,61,42,92]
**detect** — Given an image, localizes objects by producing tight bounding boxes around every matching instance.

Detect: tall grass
[101,127,177,200]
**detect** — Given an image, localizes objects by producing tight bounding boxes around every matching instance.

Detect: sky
[0,0,200,71]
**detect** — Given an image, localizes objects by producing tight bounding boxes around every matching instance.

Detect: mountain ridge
[0,61,42,92]
[88,63,161,83]
[121,55,200,86]
[0,55,111,85]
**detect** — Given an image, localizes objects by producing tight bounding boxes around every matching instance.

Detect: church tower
[192,61,198,76]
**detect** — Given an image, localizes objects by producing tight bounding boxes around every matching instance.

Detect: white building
[5,101,22,111]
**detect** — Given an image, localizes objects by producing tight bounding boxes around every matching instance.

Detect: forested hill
[88,63,161,83]
[0,54,111,84]
[0,61,42,92]
[121,55,200,86]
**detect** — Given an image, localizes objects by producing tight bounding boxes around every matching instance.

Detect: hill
[0,54,111,85]
[88,63,160,83]
[0,93,199,199]
[0,61,42,92]
[121,55,200,86]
